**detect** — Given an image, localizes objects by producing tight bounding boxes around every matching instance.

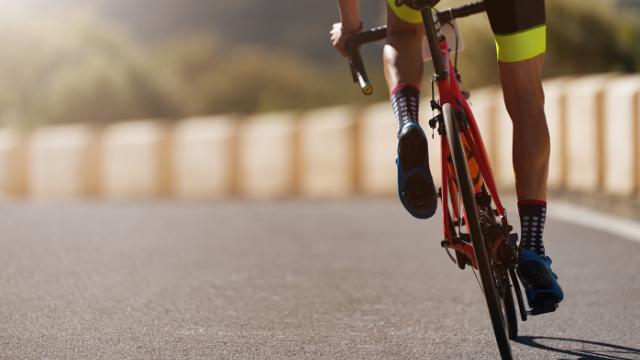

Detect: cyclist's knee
[499,54,545,109]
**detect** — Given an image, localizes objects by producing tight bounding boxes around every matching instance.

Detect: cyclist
[330,0,563,311]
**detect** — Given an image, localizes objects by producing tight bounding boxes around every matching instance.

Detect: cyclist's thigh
[485,0,546,63]
[386,0,424,35]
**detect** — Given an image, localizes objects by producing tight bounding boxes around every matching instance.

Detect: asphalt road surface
[0,199,638,359]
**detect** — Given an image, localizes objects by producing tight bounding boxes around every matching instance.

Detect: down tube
[441,135,452,242]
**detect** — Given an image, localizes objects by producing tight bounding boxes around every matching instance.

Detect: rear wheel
[502,273,518,339]
[442,103,513,360]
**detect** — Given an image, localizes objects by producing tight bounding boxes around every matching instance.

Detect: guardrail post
[173,115,240,199]
[603,75,640,196]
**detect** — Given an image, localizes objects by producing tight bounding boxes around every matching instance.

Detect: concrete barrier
[173,115,239,199]
[102,120,171,199]
[28,124,99,199]
[565,74,616,192]
[1,74,638,202]
[603,75,640,195]
[543,77,572,190]
[239,112,297,199]
[299,105,358,198]
[0,129,27,197]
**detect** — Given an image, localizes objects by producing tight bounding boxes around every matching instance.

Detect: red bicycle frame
[344,16,512,270]
[436,38,508,269]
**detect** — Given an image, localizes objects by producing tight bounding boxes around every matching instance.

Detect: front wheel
[442,103,513,360]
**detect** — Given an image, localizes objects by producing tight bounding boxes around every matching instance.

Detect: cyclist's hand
[330,22,364,58]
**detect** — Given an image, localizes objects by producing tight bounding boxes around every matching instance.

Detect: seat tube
[420,7,447,80]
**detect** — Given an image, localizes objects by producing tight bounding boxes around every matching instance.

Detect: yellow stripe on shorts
[494,25,546,63]
[386,0,423,24]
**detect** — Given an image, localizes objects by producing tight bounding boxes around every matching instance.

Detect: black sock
[390,85,421,138]
[518,200,547,258]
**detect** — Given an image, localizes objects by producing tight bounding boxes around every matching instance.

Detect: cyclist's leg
[486,0,563,310]
[499,55,550,202]
[501,58,563,308]
[385,1,437,219]
[484,0,549,201]
[383,1,424,92]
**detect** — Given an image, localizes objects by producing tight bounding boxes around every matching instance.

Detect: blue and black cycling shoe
[517,249,564,315]
[397,122,437,219]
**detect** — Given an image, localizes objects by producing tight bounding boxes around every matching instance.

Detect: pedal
[529,293,559,316]
[530,300,558,316]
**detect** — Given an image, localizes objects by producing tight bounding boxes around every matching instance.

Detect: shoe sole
[518,260,553,290]
[399,126,435,214]
[519,259,561,315]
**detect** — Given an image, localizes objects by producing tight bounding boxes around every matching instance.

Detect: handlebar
[436,1,485,25]
[346,26,387,95]
[345,0,485,95]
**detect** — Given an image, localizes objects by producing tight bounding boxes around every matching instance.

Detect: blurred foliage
[543,0,640,76]
[0,10,183,127]
[0,9,386,128]
[0,0,638,127]
[150,36,387,116]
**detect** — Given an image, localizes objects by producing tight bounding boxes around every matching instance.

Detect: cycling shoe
[397,122,437,219]
[517,249,564,315]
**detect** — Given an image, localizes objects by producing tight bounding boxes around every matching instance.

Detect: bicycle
[343,1,558,358]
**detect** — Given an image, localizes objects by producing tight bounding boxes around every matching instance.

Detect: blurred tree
[0,10,183,127]
[151,38,388,116]
[0,0,637,127]
[543,0,640,77]
[449,0,640,89]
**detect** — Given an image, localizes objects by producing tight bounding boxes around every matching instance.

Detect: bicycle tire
[442,103,513,360]
[502,273,518,339]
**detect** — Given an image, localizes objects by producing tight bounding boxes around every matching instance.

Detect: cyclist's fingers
[330,22,365,58]
[330,27,350,57]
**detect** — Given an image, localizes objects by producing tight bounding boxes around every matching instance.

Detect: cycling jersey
[387,0,546,62]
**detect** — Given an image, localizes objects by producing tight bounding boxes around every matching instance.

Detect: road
[0,199,638,359]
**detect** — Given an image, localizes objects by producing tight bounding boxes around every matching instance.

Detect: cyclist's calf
[498,53,550,201]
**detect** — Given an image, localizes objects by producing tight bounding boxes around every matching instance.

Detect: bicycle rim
[442,103,513,360]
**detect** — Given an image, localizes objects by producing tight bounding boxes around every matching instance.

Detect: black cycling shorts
[387,0,546,62]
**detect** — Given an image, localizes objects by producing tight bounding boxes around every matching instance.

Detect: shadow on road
[516,336,640,360]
